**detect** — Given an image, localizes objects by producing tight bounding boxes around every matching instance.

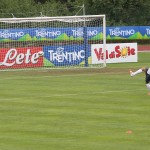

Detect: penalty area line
[40,89,145,98]
[0,71,128,81]
[0,89,145,101]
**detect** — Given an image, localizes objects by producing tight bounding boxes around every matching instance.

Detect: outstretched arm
[129,67,146,77]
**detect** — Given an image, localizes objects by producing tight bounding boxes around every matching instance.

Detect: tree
[0,0,150,26]
[83,0,150,26]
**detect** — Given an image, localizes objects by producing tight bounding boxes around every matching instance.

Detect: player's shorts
[147,68,150,74]
[145,68,150,83]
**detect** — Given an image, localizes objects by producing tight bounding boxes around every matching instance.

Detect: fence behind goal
[0,15,106,70]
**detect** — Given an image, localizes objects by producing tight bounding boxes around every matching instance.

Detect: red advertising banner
[0,47,43,69]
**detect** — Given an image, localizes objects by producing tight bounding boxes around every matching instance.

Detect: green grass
[0,52,150,150]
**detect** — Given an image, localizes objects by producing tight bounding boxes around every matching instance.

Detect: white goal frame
[0,15,106,70]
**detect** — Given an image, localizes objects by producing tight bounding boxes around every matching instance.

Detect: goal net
[0,15,106,70]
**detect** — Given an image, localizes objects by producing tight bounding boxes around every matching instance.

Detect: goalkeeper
[129,67,150,95]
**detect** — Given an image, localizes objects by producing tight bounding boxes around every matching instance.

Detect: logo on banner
[0,30,24,39]
[146,28,150,35]
[48,46,85,63]
[109,28,135,36]
[35,29,61,38]
[0,47,43,68]
[72,29,98,37]
[94,45,135,60]
[72,28,83,37]
[92,43,137,64]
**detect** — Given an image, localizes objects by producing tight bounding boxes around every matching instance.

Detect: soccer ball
[38,51,44,57]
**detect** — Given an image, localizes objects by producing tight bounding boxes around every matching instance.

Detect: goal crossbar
[0,15,106,22]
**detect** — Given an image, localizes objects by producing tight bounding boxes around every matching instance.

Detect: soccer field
[0,52,150,150]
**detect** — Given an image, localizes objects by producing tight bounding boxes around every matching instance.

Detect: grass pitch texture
[0,52,150,150]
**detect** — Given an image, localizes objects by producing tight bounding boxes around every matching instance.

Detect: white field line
[0,89,145,101]
[40,89,145,98]
[0,98,23,101]
[0,71,129,81]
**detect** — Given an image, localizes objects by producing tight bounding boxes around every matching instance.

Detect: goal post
[0,15,106,70]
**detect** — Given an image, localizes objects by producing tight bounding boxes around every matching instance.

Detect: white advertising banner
[91,43,138,64]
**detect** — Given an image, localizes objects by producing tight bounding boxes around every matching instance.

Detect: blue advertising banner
[106,26,150,39]
[0,27,103,42]
[43,44,90,66]
[0,26,150,42]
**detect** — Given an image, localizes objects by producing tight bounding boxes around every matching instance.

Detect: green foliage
[0,0,150,25]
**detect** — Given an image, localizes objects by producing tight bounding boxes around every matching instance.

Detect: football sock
[146,84,150,90]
